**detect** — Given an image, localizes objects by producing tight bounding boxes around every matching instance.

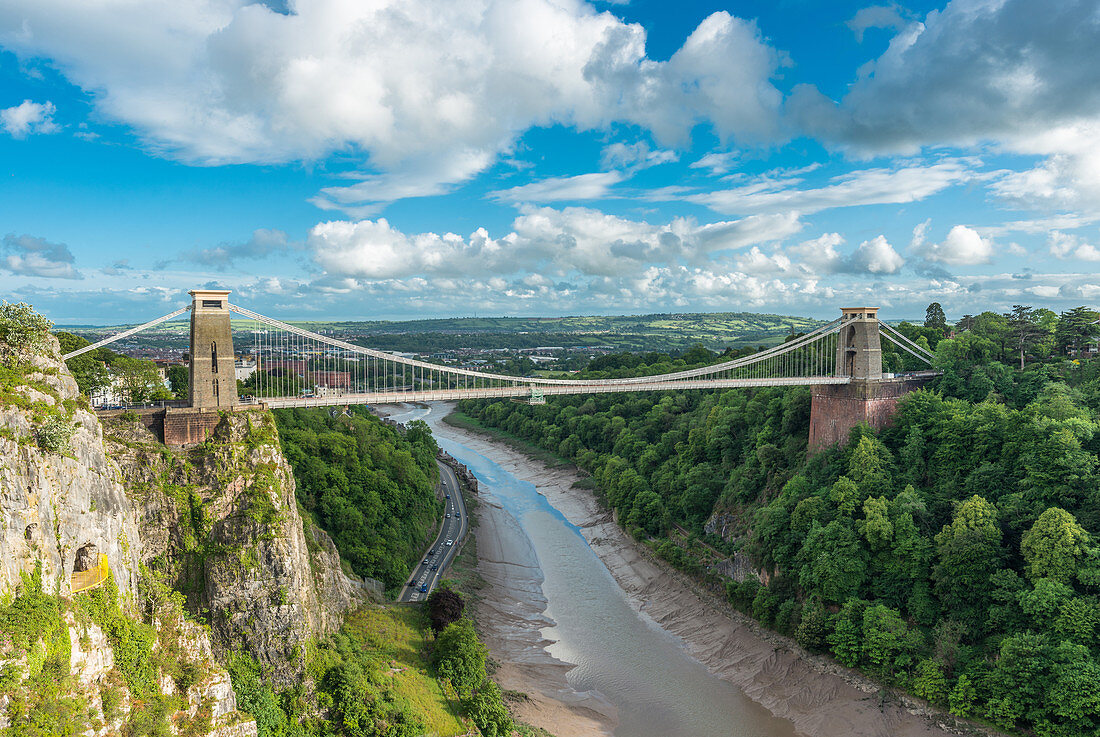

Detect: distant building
[264,359,307,375]
[235,358,256,382]
[309,370,351,390]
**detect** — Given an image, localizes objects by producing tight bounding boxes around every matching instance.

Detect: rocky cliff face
[102,409,370,685]
[704,510,767,583]
[0,334,254,735]
[0,336,142,603]
[1,327,369,731]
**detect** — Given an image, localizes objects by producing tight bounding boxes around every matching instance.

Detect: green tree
[828,599,866,667]
[795,599,832,651]
[167,365,189,398]
[861,604,917,680]
[948,674,977,717]
[925,302,947,331]
[933,496,1004,629]
[1054,306,1100,356]
[1021,507,1090,584]
[432,618,487,699]
[0,301,52,354]
[112,355,172,404]
[859,496,893,550]
[797,520,868,603]
[846,435,893,498]
[1019,578,1072,630]
[829,476,861,517]
[984,632,1053,731]
[912,658,948,704]
[463,678,513,737]
[1007,305,1044,370]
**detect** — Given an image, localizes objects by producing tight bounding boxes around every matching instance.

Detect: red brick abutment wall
[808,376,934,451]
[95,405,266,447]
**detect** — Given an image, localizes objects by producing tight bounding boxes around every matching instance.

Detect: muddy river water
[384,403,799,737]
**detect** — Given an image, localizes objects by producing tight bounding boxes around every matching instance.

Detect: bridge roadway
[263,375,852,409]
[399,460,468,603]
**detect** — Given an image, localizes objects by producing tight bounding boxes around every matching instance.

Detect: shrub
[427,587,465,634]
[35,414,75,454]
[948,674,977,717]
[912,658,948,704]
[0,301,53,355]
[796,600,832,651]
[775,598,802,635]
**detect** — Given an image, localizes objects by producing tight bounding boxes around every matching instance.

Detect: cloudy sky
[2,0,1100,324]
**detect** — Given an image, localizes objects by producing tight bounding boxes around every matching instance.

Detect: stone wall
[808,377,931,450]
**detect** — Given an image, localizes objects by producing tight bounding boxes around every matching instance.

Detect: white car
[446,539,453,546]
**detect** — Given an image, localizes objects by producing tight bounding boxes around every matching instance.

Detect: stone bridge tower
[808,307,929,450]
[188,289,238,408]
[835,307,882,380]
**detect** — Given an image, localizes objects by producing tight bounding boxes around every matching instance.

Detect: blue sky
[2,0,1100,324]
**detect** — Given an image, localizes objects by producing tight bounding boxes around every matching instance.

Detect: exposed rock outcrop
[1,323,367,731]
[0,335,142,603]
[102,410,369,685]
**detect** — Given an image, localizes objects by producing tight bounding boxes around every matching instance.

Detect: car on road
[430,564,438,571]
[446,539,453,546]
[445,513,451,518]
[445,494,450,499]
[427,549,434,555]
[418,584,427,593]
[409,579,416,587]
[455,514,460,520]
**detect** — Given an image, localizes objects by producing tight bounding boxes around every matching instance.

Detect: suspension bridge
[64,290,938,448]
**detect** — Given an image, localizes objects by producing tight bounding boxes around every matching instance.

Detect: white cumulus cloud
[306,206,805,282]
[1049,231,1100,262]
[0,99,59,138]
[916,224,994,265]
[0,1,783,204]
[2,233,82,279]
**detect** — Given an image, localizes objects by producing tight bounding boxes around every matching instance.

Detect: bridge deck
[261,376,852,409]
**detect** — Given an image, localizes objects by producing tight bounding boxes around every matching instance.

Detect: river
[383,403,799,737]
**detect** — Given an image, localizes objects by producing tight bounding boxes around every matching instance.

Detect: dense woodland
[459,303,1100,737]
[272,408,441,590]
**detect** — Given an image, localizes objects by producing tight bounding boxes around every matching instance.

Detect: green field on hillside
[58,310,828,353]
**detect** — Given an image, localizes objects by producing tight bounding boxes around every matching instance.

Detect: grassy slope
[340,606,468,737]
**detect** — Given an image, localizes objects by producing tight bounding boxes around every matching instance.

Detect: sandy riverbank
[431,405,990,737]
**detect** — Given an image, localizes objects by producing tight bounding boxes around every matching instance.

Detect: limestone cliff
[0,334,142,603]
[0,333,254,735]
[1,322,370,733]
[101,411,371,685]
